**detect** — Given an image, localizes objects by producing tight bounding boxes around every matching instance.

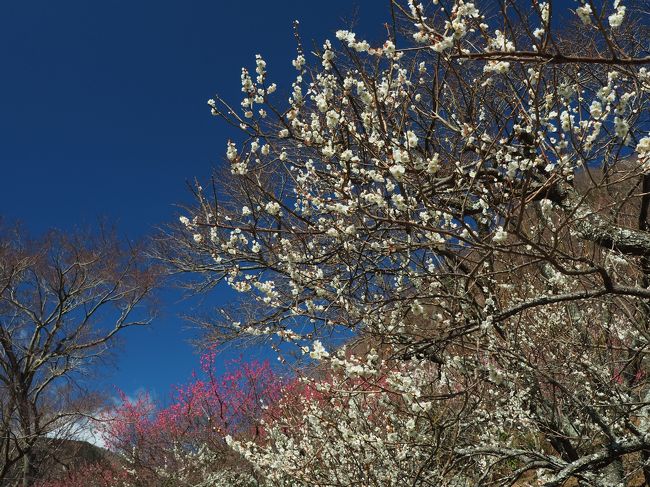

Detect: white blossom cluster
[172,0,650,484]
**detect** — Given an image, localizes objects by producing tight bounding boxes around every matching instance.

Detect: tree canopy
[160,0,650,485]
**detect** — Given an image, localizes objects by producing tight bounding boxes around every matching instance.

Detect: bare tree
[0,227,156,486]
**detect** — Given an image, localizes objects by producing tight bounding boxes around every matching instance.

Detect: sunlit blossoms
[609,0,626,28]
[155,0,650,485]
[576,3,593,25]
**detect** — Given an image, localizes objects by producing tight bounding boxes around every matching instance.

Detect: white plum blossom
[589,100,603,118]
[335,30,355,44]
[177,2,650,485]
[609,1,626,28]
[406,130,418,148]
[484,61,510,74]
[226,141,238,161]
[292,54,306,71]
[487,30,515,52]
[492,226,508,243]
[389,164,406,180]
[614,116,629,139]
[322,40,335,70]
[265,201,281,216]
[576,4,593,25]
[309,340,329,360]
[426,154,440,173]
[637,136,650,156]
[637,137,650,170]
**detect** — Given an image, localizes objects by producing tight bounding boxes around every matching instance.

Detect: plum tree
[161,0,650,484]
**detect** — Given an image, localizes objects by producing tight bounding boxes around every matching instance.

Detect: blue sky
[0,0,388,401]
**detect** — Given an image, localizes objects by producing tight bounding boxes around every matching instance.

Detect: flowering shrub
[88,355,281,486]
[230,354,460,486]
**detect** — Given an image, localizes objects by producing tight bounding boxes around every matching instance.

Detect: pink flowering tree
[159,0,650,484]
[99,353,284,485]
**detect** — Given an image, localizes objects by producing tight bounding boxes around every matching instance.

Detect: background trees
[98,354,282,486]
[159,0,650,484]
[0,227,155,486]
[35,354,283,487]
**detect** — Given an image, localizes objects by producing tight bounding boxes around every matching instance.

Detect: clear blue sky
[0,0,388,401]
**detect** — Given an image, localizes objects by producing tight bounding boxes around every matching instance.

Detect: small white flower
[637,136,650,155]
[427,154,440,173]
[382,40,396,57]
[492,226,508,243]
[226,141,238,161]
[335,30,356,44]
[539,198,554,220]
[560,110,572,132]
[391,193,407,211]
[231,161,248,175]
[265,201,281,216]
[609,3,626,28]
[326,110,340,129]
[353,40,370,52]
[292,54,306,71]
[589,100,603,118]
[636,137,650,171]
[484,61,510,74]
[340,149,353,161]
[322,143,336,158]
[406,130,418,148]
[614,117,629,139]
[309,340,330,360]
[322,40,334,70]
[390,164,406,180]
[576,4,593,25]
